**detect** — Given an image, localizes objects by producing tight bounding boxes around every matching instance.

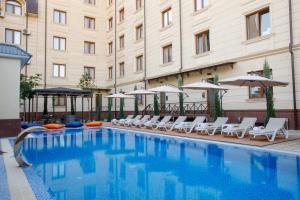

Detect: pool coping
[0,139,10,200]
[104,126,300,156]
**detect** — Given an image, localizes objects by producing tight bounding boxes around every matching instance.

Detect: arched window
[6,1,22,16]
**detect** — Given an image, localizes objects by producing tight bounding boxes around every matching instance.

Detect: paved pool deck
[0,127,299,200]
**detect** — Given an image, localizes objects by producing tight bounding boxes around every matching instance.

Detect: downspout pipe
[114,0,117,118]
[25,4,29,75]
[44,0,48,88]
[143,0,147,108]
[178,0,184,81]
[288,0,298,129]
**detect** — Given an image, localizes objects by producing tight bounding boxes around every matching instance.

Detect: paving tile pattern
[0,140,10,200]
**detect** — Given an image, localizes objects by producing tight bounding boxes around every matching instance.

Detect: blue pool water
[21,127,300,200]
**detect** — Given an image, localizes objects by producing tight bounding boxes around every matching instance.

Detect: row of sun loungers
[111,115,288,142]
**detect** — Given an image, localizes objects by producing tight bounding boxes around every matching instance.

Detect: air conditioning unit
[23,28,31,35]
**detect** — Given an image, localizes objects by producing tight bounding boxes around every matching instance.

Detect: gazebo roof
[33,87,92,96]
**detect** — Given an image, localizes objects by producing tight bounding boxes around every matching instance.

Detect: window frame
[119,35,125,50]
[162,8,172,28]
[84,41,95,54]
[53,64,66,78]
[84,66,95,80]
[84,16,96,30]
[5,0,22,15]
[53,96,66,107]
[119,62,125,78]
[248,70,272,99]
[136,55,143,72]
[136,0,142,11]
[108,66,113,80]
[53,36,66,51]
[108,17,113,31]
[246,7,270,40]
[5,28,21,45]
[108,41,113,55]
[195,30,210,54]
[119,8,124,23]
[194,0,208,11]
[136,24,143,41]
[53,9,67,25]
[162,44,172,64]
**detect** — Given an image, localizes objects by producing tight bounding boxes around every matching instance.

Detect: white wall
[0,57,21,119]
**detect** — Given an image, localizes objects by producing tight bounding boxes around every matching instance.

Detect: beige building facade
[0,0,299,128]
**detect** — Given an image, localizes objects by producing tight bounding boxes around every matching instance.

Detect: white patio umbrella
[219,75,288,87]
[181,80,228,113]
[181,81,228,90]
[105,93,134,99]
[125,89,156,95]
[149,85,185,93]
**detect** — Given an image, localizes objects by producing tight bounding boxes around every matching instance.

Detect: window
[119,35,124,49]
[53,10,66,24]
[5,29,21,45]
[195,31,210,54]
[108,0,113,7]
[248,70,272,99]
[136,55,143,72]
[53,64,66,78]
[84,66,95,80]
[108,17,113,31]
[162,44,172,64]
[108,66,113,80]
[54,96,66,107]
[194,0,208,11]
[136,24,143,41]
[246,8,270,40]
[52,162,66,179]
[84,17,95,29]
[108,42,113,55]
[85,0,95,5]
[119,62,125,77]
[119,8,124,23]
[162,8,172,28]
[84,41,95,54]
[53,37,66,51]
[136,0,142,10]
[6,1,21,15]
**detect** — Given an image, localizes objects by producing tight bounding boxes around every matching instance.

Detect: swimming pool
[21,127,300,200]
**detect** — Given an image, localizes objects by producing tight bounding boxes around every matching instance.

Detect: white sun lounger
[136,115,160,128]
[157,116,187,131]
[123,115,142,126]
[132,115,151,127]
[145,116,171,129]
[249,118,288,142]
[195,117,228,135]
[221,117,257,138]
[111,115,133,125]
[174,116,206,133]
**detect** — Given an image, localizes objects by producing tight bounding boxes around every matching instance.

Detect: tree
[107,98,112,122]
[154,94,160,116]
[119,98,125,119]
[20,74,41,121]
[78,74,96,90]
[70,96,75,115]
[96,94,102,121]
[213,75,222,120]
[178,75,185,116]
[134,86,139,116]
[263,60,275,124]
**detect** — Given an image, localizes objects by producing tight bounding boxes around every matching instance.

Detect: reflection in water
[22,128,300,200]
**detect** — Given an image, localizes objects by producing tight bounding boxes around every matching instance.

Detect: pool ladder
[14,126,47,167]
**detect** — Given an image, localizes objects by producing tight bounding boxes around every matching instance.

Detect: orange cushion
[43,124,65,129]
[85,121,103,127]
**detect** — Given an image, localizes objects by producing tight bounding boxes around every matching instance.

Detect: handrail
[14,126,47,167]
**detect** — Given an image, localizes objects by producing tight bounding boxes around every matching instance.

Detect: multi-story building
[0,0,299,128]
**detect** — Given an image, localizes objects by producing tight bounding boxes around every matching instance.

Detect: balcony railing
[142,101,210,116]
